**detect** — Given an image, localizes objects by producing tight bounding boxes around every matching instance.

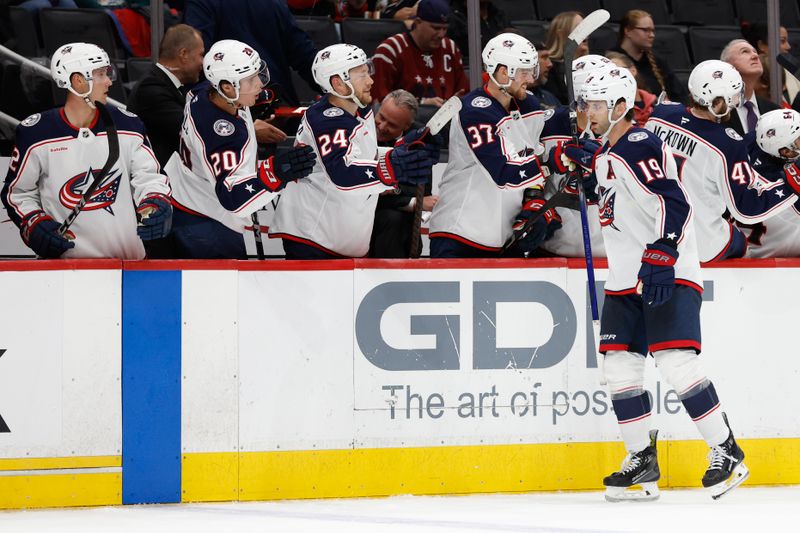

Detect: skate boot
[702,412,749,500]
[604,429,660,502]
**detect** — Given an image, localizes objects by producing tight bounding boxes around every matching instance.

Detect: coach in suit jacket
[127,24,205,168]
[722,38,780,136]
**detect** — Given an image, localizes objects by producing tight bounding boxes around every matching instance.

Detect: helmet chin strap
[331,79,367,108]
[218,84,241,107]
[67,78,96,109]
[598,105,628,140]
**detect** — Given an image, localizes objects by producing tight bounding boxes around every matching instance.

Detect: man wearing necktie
[722,39,779,135]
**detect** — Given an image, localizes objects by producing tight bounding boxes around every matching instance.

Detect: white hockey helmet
[50,42,115,105]
[756,109,800,160]
[482,33,539,90]
[579,65,637,138]
[572,54,613,103]
[688,60,744,119]
[204,39,269,105]
[312,43,372,108]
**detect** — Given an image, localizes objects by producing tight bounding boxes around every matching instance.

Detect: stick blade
[568,9,610,45]
[427,95,463,135]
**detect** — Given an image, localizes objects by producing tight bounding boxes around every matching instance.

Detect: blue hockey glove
[564,171,600,204]
[397,128,443,163]
[637,239,679,306]
[21,210,75,258]
[136,194,173,241]
[511,194,562,254]
[258,144,316,192]
[378,145,435,186]
[550,139,600,174]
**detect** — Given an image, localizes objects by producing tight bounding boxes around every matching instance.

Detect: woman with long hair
[543,11,588,104]
[609,10,687,103]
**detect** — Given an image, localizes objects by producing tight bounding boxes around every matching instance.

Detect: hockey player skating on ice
[740,109,800,257]
[539,54,612,258]
[2,42,172,259]
[645,60,798,263]
[166,39,316,259]
[561,65,749,501]
[269,44,438,259]
[428,33,561,258]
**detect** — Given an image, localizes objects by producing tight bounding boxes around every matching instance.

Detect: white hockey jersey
[166,81,280,233]
[268,96,395,257]
[2,107,170,259]
[539,106,606,258]
[594,127,702,293]
[428,87,547,250]
[646,104,797,263]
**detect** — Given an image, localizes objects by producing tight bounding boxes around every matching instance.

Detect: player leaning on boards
[268,44,438,259]
[560,65,749,501]
[165,40,315,259]
[645,60,799,264]
[428,33,561,258]
[2,42,172,259]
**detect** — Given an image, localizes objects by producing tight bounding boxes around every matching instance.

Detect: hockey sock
[611,391,652,453]
[680,381,729,446]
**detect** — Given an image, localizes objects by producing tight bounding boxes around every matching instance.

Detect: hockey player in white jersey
[646,60,798,263]
[166,39,316,259]
[2,42,171,259]
[428,33,561,258]
[561,66,748,501]
[539,54,612,258]
[268,44,437,259]
[741,109,800,257]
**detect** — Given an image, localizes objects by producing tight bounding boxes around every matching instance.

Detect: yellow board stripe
[0,473,121,510]
[182,437,800,502]
[0,456,121,471]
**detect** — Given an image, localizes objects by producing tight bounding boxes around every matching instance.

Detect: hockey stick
[409,95,463,258]
[59,102,120,236]
[564,9,609,384]
[251,211,265,260]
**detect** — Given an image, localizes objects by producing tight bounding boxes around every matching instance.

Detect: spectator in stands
[184,0,318,106]
[609,9,687,104]
[16,0,76,11]
[372,0,469,107]
[127,24,204,168]
[448,0,511,59]
[606,51,656,124]
[381,0,417,25]
[287,0,367,21]
[370,89,438,257]
[543,11,588,105]
[530,41,560,109]
[741,21,796,107]
[722,39,779,136]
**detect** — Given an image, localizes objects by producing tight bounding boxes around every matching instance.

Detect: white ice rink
[3,486,798,533]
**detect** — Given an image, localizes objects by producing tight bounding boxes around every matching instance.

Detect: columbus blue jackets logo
[471,96,491,108]
[59,168,122,214]
[598,187,619,231]
[243,47,254,57]
[214,119,235,136]
[320,51,331,61]
[61,46,72,54]
[213,52,225,61]
[502,40,514,48]
[712,70,723,79]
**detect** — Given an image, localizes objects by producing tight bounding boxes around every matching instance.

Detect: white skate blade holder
[604,482,660,502]
[710,462,750,500]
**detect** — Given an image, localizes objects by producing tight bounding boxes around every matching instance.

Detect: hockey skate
[604,430,660,502]
[702,413,749,500]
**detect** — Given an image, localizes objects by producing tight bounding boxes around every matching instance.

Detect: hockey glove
[783,161,800,195]
[258,144,316,192]
[396,128,443,163]
[136,194,173,241]
[637,239,679,307]
[511,192,562,254]
[549,139,600,174]
[21,210,75,258]
[378,145,435,186]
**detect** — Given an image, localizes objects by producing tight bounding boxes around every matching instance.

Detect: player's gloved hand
[511,191,561,254]
[21,210,75,258]
[396,128,442,163]
[550,139,600,174]
[258,144,316,192]
[136,194,173,241]
[782,161,800,195]
[637,238,679,306]
[564,171,600,204]
[378,144,435,186]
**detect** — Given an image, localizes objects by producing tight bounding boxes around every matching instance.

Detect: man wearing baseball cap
[372,0,469,107]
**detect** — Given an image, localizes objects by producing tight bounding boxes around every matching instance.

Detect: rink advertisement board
[2,259,800,509]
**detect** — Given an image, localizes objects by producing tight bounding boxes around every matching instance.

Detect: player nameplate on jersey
[21,113,41,127]
[471,96,492,108]
[214,119,235,136]
[725,128,743,141]
[323,107,344,118]
[628,131,648,142]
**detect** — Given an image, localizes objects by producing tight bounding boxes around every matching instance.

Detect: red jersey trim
[648,339,701,353]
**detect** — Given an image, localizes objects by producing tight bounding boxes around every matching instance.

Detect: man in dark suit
[722,39,780,136]
[127,24,205,168]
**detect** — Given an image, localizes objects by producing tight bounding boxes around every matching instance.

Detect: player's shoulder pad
[304,96,359,135]
[650,102,687,122]
[518,91,541,114]
[108,105,147,136]
[541,106,570,138]
[13,109,68,148]
[615,127,665,160]
[460,87,502,126]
